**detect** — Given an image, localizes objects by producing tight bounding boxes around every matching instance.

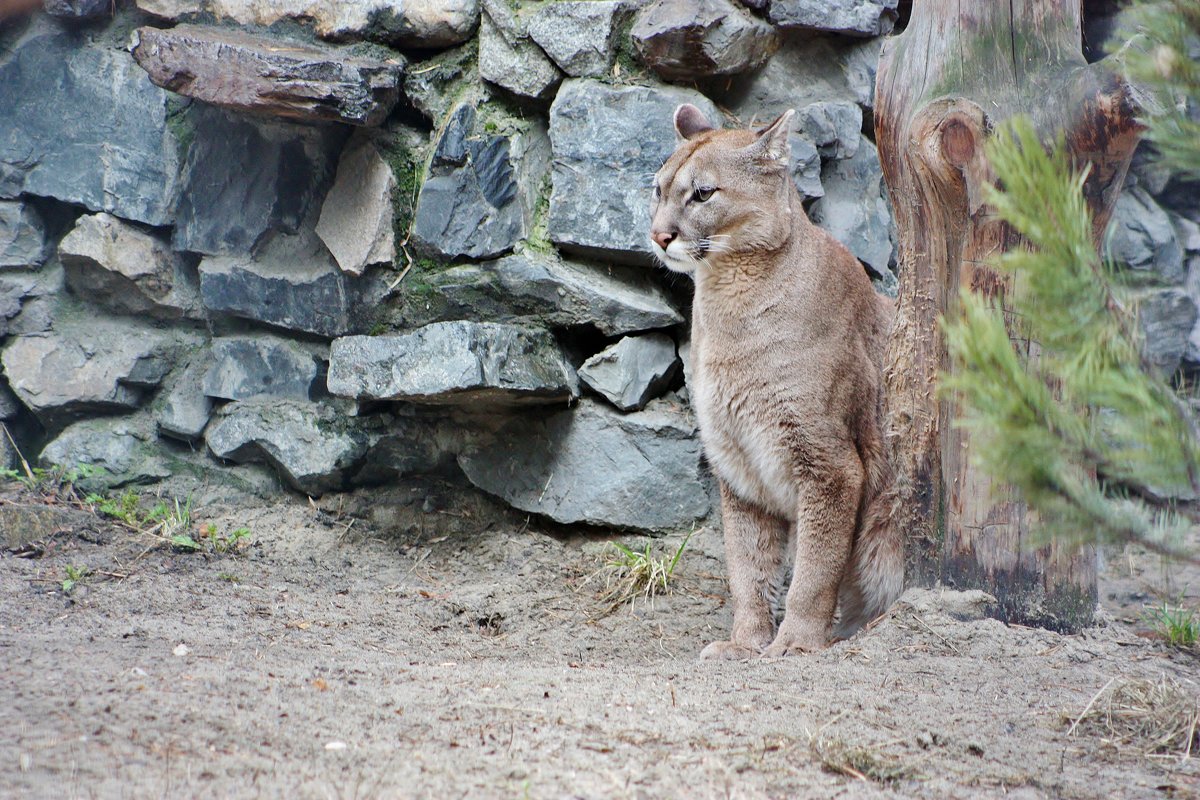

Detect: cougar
[650,104,901,659]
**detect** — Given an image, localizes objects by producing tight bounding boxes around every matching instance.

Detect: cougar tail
[834,477,904,641]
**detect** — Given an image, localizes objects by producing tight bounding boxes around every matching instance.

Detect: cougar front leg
[700,481,789,660]
[761,456,862,657]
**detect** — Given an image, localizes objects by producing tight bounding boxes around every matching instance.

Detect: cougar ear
[746,109,795,169]
[674,104,714,141]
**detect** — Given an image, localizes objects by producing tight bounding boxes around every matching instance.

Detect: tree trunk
[875,2,1143,631]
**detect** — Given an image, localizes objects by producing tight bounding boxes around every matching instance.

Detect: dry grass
[1067,675,1200,758]
[808,734,912,784]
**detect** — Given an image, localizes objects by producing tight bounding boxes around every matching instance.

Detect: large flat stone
[135,0,479,48]
[205,398,368,496]
[768,0,898,36]
[411,103,550,261]
[1,318,187,428]
[203,336,321,402]
[527,1,627,78]
[327,321,578,406]
[547,80,720,264]
[427,252,684,336]
[0,201,47,268]
[0,20,182,226]
[632,0,779,81]
[173,105,345,257]
[458,399,710,531]
[198,235,363,338]
[59,213,201,320]
[316,136,396,275]
[133,25,404,127]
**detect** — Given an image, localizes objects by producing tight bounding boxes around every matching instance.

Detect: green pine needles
[941,121,1199,561]
[942,1,1200,561]
[1121,0,1200,182]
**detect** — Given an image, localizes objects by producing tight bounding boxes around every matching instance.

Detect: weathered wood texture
[875,2,1142,631]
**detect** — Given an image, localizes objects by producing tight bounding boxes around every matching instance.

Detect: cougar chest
[692,347,797,520]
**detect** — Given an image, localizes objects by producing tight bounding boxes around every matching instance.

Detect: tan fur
[650,106,902,658]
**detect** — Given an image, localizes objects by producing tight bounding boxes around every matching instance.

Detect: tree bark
[875,2,1143,631]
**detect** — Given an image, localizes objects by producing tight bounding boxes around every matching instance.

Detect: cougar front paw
[698,640,760,660]
[759,632,828,658]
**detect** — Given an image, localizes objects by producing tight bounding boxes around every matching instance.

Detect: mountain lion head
[649,104,797,275]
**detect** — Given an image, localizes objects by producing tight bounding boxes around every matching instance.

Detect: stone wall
[0,0,1195,532]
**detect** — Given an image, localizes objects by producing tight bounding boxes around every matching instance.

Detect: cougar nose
[652,229,676,250]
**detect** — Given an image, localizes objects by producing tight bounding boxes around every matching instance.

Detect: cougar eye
[692,185,716,203]
[654,183,661,198]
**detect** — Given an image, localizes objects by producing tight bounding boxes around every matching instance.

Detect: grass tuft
[1146,602,1200,650]
[592,531,692,611]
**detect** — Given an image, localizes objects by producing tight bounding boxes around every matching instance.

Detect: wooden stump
[875,2,1143,631]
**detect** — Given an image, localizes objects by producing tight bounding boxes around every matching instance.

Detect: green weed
[61,564,89,594]
[1146,602,1200,650]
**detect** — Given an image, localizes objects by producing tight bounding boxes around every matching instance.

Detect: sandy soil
[2,479,1198,800]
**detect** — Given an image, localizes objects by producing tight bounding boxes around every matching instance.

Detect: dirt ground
[2,478,1198,800]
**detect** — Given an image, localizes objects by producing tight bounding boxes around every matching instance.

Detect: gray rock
[632,0,779,81]
[2,319,186,428]
[726,33,866,124]
[135,0,480,48]
[579,333,680,411]
[173,105,345,257]
[43,0,110,19]
[40,415,171,490]
[478,3,563,102]
[317,137,396,275]
[528,1,627,78]
[789,134,823,198]
[0,381,21,420]
[0,201,47,269]
[424,252,684,336]
[768,0,898,36]
[0,268,64,338]
[458,398,709,531]
[1106,186,1185,285]
[0,21,182,226]
[59,213,201,320]
[353,417,460,485]
[359,0,480,48]
[156,358,213,442]
[809,134,894,281]
[132,25,404,127]
[548,79,720,264]
[843,37,881,110]
[205,397,367,496]
[402,43,477,123]
[795,101,862,160]
[198,236,362,338]
[203,336,321,402]
[327,321,578,406]
[411,103,550,261]
[1139,288,1197,374]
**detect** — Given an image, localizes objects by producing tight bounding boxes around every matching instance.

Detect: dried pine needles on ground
[1068,674,1200,759]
